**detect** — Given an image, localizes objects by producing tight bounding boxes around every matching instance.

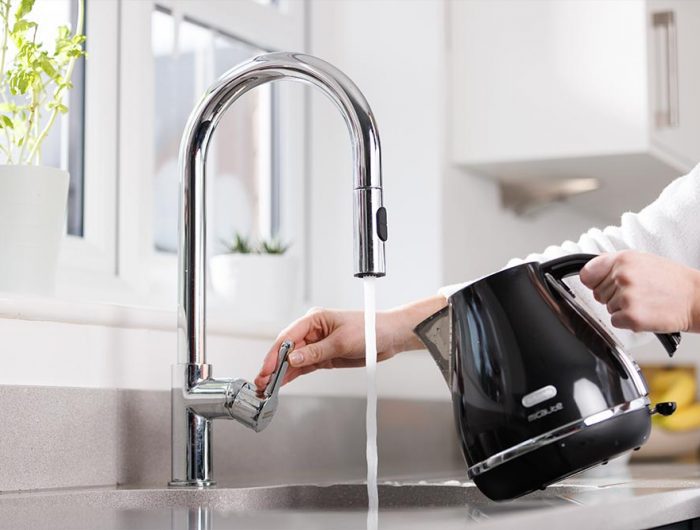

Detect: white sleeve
[437,163,700,347]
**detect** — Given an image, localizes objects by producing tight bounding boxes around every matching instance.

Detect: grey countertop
[2,462,700,530]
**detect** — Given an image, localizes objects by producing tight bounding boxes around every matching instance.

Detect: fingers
[254,337,301,388]
[282,358,366,385]
[583,250,662,333]
[256,348,282,382]
[255,340,311,389]
[254,306,381,387]
[254,313,316,388]
[592,276,617,304]
[255,307,339,388]
[287,336,337,368]
[580,253,615,290]
[610,311,643,332]
[582,251,639,306]
[282,365,318,385]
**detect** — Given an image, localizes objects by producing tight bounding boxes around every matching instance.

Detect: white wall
[305,0,606,304]
[306,0,445,312]
[441,167,599,285]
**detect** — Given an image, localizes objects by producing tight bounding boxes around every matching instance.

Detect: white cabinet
[648,0,700,168]
[449,0,700,219]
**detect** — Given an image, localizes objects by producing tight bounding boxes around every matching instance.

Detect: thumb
[580,253,614,290]
[289,337,336,368]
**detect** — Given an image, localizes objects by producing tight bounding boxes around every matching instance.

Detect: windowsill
[0,293,283,340]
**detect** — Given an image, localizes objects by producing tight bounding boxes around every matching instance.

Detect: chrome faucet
[170,52,387,487]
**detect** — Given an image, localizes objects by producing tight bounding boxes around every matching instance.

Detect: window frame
[56,0,119,292]
[115,0,308,309]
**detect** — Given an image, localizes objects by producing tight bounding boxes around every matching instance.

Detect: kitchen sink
[0,481,591,510]
[0,478,693,530]
[0,482,599,530]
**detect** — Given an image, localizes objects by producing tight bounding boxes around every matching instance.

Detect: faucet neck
[177,52,386,366]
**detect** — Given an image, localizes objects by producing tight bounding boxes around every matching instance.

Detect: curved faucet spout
[178,52,387,367]
[172,53,387,487]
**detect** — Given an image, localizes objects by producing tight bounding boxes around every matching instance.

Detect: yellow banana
[658,372,696,409]
[649,369,685,394]
[648,370,696,409]
[658,403,700,432]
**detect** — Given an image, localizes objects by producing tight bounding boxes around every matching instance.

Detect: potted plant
[210,233,297,324]
[0,0,85,295]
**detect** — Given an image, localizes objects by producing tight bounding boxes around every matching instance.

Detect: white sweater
[438,163,700,346]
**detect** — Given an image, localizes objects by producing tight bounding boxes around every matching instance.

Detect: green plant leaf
[220,233,255,254]
[12,19,35,34]
[47,101,67,113]
[39,57,57,80]
[10,71,31,94]
[1,0,86,159]
[15,0,35,20]
[56,24,69,40]
[260,238,290,255]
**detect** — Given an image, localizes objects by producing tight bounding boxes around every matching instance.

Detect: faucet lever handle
[227,340,294,433]
[263,340,294,399]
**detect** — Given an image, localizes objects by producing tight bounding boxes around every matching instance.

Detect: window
[4,0,86,236]
[151,8,280,255]
[102,0,306,307]
[0,0,306,312]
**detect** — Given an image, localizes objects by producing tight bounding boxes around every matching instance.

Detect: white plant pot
[210,253,297,324]
[0,165,69,295]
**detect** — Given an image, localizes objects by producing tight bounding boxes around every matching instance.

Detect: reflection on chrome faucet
[171,507,212,530]
[170,52,387,487]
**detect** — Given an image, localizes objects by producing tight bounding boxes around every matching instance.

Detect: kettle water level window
[151,8,280,255]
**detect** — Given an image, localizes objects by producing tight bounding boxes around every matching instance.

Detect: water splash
[364,277,379,530]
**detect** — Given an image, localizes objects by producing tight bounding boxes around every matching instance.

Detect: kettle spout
[414,306,451,387]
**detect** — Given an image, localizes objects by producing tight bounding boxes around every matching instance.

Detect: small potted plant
[210,233,297,324]
[0,0,85,295]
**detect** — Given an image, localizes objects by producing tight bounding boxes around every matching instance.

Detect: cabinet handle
[652,11,679,129]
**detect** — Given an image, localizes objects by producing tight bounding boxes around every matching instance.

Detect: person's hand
[580,250,700,333]
[254,296,446,388]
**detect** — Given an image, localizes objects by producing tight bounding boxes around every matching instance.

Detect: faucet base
[168,479,217,489]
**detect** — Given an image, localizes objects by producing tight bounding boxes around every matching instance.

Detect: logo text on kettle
[527,402,563,423]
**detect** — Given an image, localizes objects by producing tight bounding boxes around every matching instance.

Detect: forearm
[689,269,700,333]
[381,295,447,354]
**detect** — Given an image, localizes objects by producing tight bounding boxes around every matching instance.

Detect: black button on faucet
[376,207,388,241]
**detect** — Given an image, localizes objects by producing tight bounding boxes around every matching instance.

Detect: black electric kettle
[415,254,680,500]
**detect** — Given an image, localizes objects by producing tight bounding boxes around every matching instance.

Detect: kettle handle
[540,253,681,357]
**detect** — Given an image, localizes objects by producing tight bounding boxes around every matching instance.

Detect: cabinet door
[648,0,700,167]
[450,0,648,165]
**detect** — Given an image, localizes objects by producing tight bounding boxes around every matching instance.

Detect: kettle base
[471,408,651,501]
